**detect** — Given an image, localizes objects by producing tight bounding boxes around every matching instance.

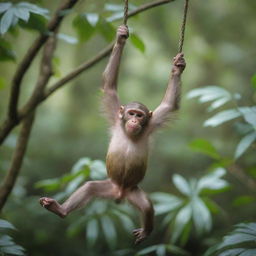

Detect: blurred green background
[0,0,255,255]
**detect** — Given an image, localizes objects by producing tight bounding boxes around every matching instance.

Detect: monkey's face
[120,106,151,138]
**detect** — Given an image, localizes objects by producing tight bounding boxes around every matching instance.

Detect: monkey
[39,25,186,244]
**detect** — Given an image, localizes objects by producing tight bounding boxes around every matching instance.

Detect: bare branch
[22,32,58,116]
[0,113,35,211]
[7,0,79,122]
[45,0,175,96]
[0,0,175,145]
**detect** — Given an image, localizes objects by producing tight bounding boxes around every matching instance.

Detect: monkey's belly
[106,153,147,188]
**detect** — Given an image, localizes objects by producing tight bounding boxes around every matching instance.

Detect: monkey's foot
[133,228,148,244]
[39,197,66,218]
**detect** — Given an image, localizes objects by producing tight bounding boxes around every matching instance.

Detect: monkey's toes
[133,228,147,244]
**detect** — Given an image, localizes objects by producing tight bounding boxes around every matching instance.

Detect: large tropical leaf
[204,223,256,256]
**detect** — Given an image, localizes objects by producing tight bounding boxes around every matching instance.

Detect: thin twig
[22,32,58,116]
[0,0,175,144]
[46,0,175,97]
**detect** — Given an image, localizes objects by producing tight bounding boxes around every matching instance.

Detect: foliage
[0,2,48,35]
[136,244,189,256]
[0,2,145,63]
[151,168,229,246]
[0,219,25,256]
[187,85,256,159]
[204,223,256,256]
[36,158,135,250]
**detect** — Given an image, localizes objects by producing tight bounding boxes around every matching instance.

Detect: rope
[178,0,189,53]
[123,0,129,26]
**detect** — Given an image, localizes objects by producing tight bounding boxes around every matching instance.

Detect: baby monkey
[40,25,186,244]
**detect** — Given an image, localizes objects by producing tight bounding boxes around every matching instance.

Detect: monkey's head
[119,102,152,138]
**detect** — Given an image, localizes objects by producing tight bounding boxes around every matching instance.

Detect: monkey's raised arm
[149,53,186,130]
[102,25,129,125]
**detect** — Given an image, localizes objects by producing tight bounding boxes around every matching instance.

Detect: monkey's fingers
[117,25,129,39]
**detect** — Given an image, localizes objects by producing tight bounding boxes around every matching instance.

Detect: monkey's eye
[128,112,135,116]
[137,113,143,118]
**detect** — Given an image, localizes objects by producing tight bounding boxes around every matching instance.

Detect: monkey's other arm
[102,25,129,124]
[149,53,186,129]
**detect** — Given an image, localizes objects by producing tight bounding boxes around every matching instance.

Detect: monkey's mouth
[126,123,141,134]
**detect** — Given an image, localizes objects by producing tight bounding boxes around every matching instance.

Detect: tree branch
[0,0,175,145]
[0,113,35,211]
[45,0,175,97]
[7,0,79,122]
[21,31,58,116]
[0,29,59,211]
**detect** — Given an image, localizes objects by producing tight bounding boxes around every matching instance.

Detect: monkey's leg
[40,179,117,218]
[126,187,154,244]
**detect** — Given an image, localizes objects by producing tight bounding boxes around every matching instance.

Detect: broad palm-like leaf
[151,168,229,245]
[204,223,256,256]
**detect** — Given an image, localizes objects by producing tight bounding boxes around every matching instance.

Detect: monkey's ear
[149,111,153,118]
[119,105,125,119]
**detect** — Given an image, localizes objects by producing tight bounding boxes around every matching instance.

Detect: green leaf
[52,56,61,78]
[101,215,117,249]
[137,245,158,255]
[204,109,241,127]
[0,3,12,14]
[203,198,220,214]
[171,204,192,243]
[173,174,191,196]
[65,175,84,194]
[197,168,228,192]
[86,219,99,247]
[0,38,16,61]
[151,192,183,215]
[13,6,30,22]
[239,249,256,256]
[187,86,231,111]
[105,4,124,12]
[71,157,91,174]
[106,12,124,22]
[85,13,99,26]
[218,248,244,256]
[166,244,190,256]
[192,197,211,234]
[233,195,255,207]
[73,14,95,42]
[235,132,256,159]
[218,233,256,250]
[17,2,48,17]
[19,13,47,32]
[0,219,16,230]
[112,210,134,233]
[90,160,107,180]
[0,244,25,255]
[97,18,115,42]
[239,107,256,127]
[34,178,61,191]
[57,33,78,44]
[0,8,15,34]
[251,74,256,89]
[0,235,14,247]
[130,34,146,53]
[189,138,220,159]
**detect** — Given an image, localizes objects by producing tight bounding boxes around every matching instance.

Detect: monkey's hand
[172,53,186,75]
[133,228,150,244]
[116,25,129,44]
